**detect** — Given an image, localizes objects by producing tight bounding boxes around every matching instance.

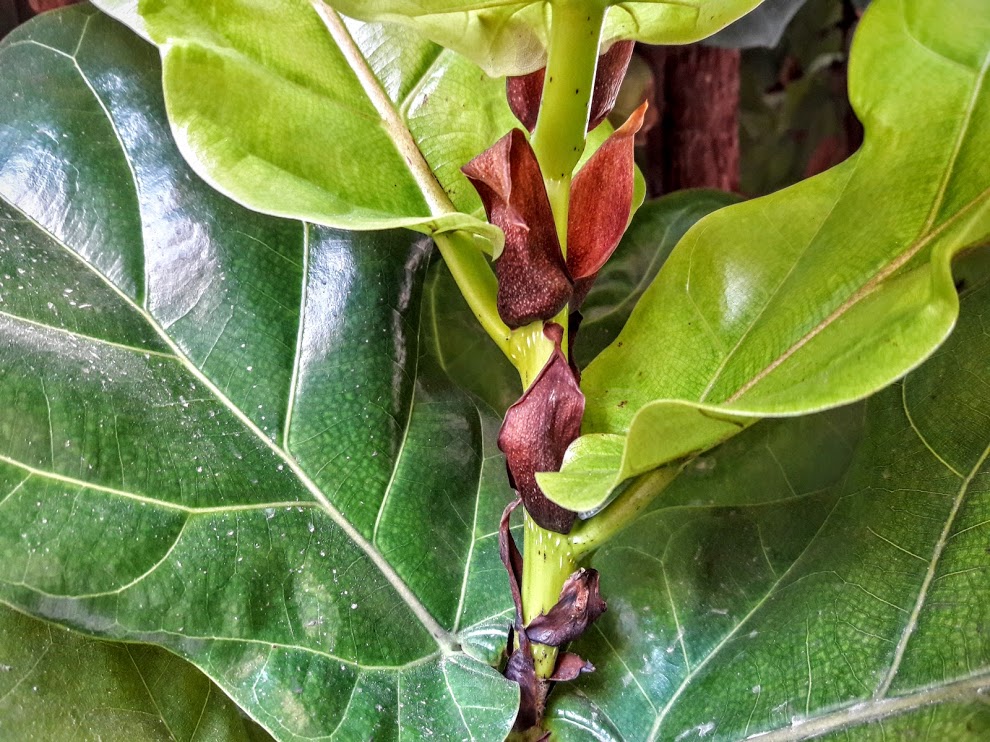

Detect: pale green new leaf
[0,603,274,741]
[574,189,742,368]
[0,8,517,739]
[330,0,765,77]
[91,0,517,254]
[544,0,990,511]
[545,256,990,741]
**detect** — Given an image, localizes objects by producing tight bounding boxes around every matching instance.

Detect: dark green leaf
[0,602,273,741]
[0,8,517,739]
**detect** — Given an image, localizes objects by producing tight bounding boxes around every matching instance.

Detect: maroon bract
[462,130,572,328]
[499,498,525,627]
[525,568,607,646]
[506,40,636,133]
[506,67,544,133]
[588,40,636,130]
[550,652,595,682]
[504,630,543,731]
[497,323,583,533]
[567,101,649,309]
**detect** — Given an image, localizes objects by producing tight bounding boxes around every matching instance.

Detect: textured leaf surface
[547,264,990,739]
[91,0,515,252]
[0,8,517,739]
[0,603,273,741]
[330,0,764,77]
[570,0,990,502]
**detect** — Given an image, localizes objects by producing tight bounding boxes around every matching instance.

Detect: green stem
[522,511,579,677]
[569,465,683,557]
[531,1,607,211]
[517,0,607,685]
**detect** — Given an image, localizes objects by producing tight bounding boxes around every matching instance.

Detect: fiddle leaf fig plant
[0,0,988,740]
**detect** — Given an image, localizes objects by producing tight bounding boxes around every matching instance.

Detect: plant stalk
[531,1,607,243]
[522,513,579,676]
[569,465,682,556]
[518,0,607,684]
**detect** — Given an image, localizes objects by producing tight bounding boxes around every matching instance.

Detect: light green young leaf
[0,603,273,742]
[535,434,626,515]
[538,405,753,514]
[552,0,990,511]
[0,8,517,739]
[574,189,742,368]
[546,257,990,741]
[330,0,765,77]
[91,0,517,254]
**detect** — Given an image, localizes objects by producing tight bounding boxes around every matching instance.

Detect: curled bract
[462,130,571,328]
[498,323,584,533]
[567,101,648,308]
[525,568,607,646]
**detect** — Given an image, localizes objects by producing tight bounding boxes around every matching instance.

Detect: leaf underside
[92,0,517,251]
[329,0,765,77]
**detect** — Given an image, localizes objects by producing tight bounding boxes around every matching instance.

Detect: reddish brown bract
[497,323,583,533]
[567,102,648,292]
[462,130,572,328]
[506,40,636,133]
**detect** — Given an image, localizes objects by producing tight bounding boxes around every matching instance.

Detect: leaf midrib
[743,672,990,742]
[724,182,990,408]
[874,424,990,697]
[698,50,990,409]
[311,1,455,220]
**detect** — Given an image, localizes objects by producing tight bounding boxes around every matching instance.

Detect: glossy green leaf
[330,0,765,77]
[0,7,518,739]
[561,0,990,507]
[425,260,521,415]
[574,189,741,369]
[534,434,627,515]
[546,264,990,739]
[0,602,273,741]
[91,0,516,254]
